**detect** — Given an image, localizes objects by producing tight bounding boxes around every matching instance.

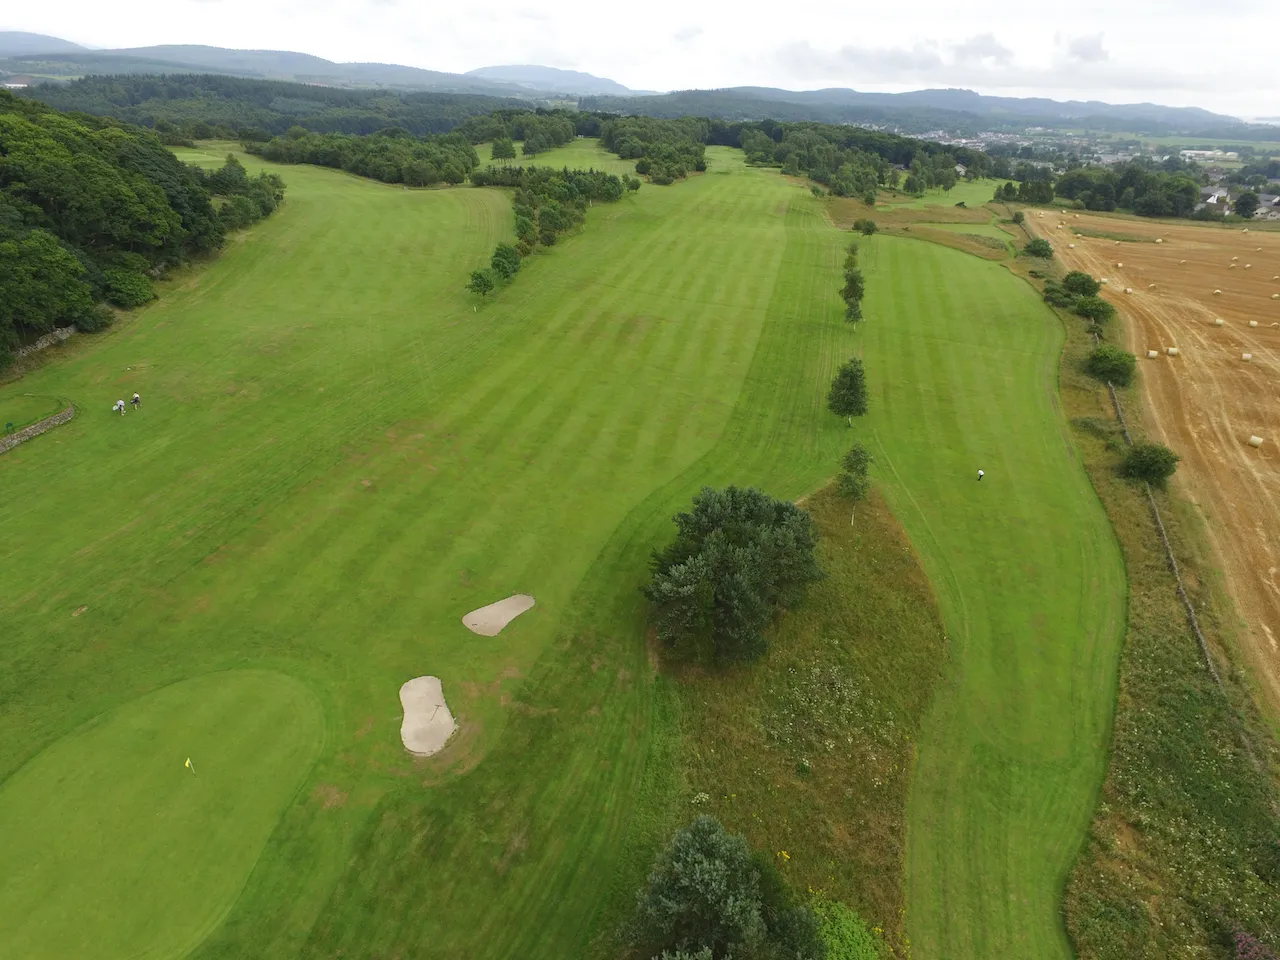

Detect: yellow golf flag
[185,757,192,768]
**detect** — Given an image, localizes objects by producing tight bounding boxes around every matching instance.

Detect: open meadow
[1028,211,1280,720]
[0,143,1124,960]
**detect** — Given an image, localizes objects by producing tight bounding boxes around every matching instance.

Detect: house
[1200,187,1230,204]
[955,163,968,177]
[1255,194,1280,219]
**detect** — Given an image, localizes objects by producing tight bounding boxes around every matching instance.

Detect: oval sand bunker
[462,594,535,636]
[399,677,456,757]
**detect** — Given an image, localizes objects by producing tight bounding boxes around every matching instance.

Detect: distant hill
[0,31,88,56]
[581,87,1248,137]
[466,64,650,97]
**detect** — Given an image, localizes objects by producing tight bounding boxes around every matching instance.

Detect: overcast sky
[8,0,1278,117]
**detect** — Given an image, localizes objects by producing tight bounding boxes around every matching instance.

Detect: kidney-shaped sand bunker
[399,676,456,756]
[462,594,535,636]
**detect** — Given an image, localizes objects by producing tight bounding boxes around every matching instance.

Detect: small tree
[852,218,877,235]
[827,359,868,422]
[1121,443,1180,487]
[837,443,873,500]
[490,137,516,160]
[1023,238,1053,258]
[466,268,495,296]
[1012,211,1025,224]
[1073,295,1116,323]
[1062,270,1101,297]
[1085,345,1136,386]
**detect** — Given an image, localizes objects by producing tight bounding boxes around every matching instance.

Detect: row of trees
[1041,270,1117,328]
[466,165,633,294]
[1,90,283,366]
[247,128,479,186]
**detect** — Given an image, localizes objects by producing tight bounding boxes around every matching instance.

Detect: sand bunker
[462,594,535,636]
[399,677,456,757]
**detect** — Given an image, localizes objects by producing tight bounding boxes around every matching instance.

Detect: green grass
[854,236,1127,958]
[0,143,1127,960]
[0,670,323,960]
[1,393,64,431]
[881,179,1007,209]
[0,147,859,959]
[917,221,1015,243]
[476,138,637,174]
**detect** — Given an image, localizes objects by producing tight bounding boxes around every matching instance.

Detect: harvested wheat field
[1031,211,1280,713]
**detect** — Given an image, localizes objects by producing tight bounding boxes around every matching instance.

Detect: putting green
[857,236,1126,958]
[0,670,323,960]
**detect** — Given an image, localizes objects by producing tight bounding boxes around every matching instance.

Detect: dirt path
[1030,212,1280,715]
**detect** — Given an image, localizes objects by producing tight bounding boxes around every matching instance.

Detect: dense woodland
[0,90,283,366]
[23,75,525,140]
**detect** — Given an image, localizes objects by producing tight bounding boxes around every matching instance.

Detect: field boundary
[0,404,75,455]
[12,326,76,360]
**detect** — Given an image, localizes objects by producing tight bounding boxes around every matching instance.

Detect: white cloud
[5,0,1276,115]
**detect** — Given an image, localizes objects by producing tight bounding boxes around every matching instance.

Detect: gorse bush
[644,487,823,663]
[629,816,826,960]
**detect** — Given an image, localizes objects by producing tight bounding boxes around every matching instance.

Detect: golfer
[977,469,984,481]
[131,393,141,410]
[115,399,126,416]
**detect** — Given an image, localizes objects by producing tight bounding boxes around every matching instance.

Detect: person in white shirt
[978,469,984,481]
[131,393,141,410]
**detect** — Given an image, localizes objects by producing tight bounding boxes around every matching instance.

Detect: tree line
[21,75,527,141]
[466,165,636,295]
[247,128,478,186]
[0,90,284,368]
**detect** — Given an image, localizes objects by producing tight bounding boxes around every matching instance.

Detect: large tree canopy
[644,486,823,663]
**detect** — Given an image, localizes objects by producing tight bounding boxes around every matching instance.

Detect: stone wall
[0,405,76,455]
[13,327,76,360]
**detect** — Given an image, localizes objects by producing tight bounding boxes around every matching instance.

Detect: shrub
[644,487,823,663]
[102,268,155,308]
[74,303,115,333]
[852,218,877,235]
[813,897,879,960]
[1073,295,1116,323]
[1120,443,1180,487]
[1042,281,1077,308]
[1023,238,1053,258]
[630,816,826,960]
[1012,211,1025,224]
[1062,270,1102,297]
[1085,345,1137,386]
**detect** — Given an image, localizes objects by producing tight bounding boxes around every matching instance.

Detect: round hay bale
[1243,227,1250,232]
[1248,435,1264,447]
[1214,289,1222,295]
[1147,350,1159,359]
[1272,293,1280,300]
[1156,238,1163,243]
[1069,243,1076,248]
[1100,277,1109,284]
[1116,262,1123,267]
[1074,213,1080,218]
[1114,240,1121,245]
[1232,256,1239,261]
[1230,263,1238,269]
[1246,264,1253,269]
[1125,287,1134,294]
[1249,320,1258,327]
[1148,283,1156,288]
[1056,224,1063,229]
[1181,259,1188,264]
[1166,347,1179,356]
[1257,247,1263,252]
[1214,318,1225,326]
[1242,353,1253,361]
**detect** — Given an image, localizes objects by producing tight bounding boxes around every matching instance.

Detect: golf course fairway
[857,236,1127,958]
[0,139,1124,959]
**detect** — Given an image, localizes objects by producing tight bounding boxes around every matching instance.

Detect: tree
[1121,443,1180,487]
[1085,345,1136,386]
[0,230,94,343]
[827,359,868,422]
[644,487,824,663]
[630,816,826,960]
[837,443,873,500]
[1023,238,1053,258]
[1062,271,1101,297]
[1012,211,1025,224]
[490,136,516,160]
[1235,192,1260,219]
[466,268,495,296]
[852,218,877,235]
[1073,295,1116,323]
[490,242,520,280]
